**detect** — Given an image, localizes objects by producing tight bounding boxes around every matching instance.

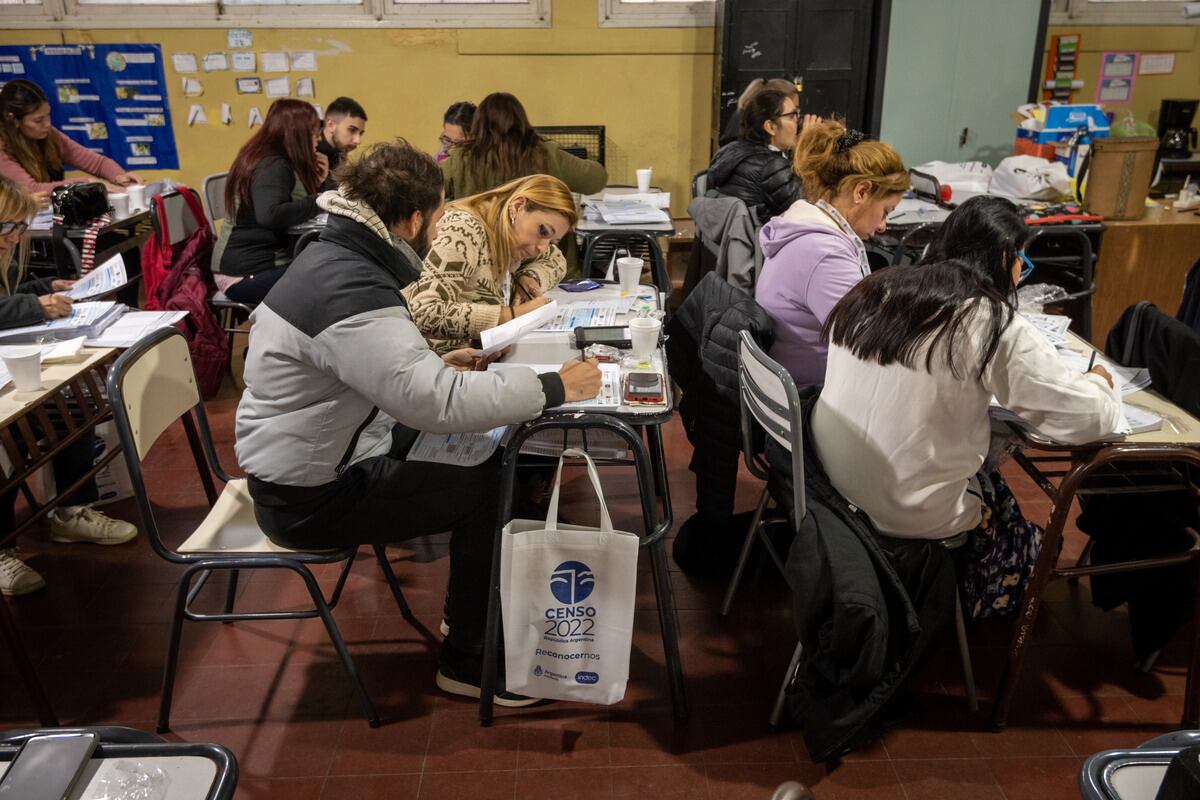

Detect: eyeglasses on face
[774,110,801,122]
[1017,251,1036,283]
[0,220,29,236]
[438,134,465,148]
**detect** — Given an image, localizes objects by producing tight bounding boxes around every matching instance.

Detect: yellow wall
[1042,25,1199,129]
[0,0,715,216]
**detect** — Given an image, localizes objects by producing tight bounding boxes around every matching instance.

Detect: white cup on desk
[107,192,130,219]
[636,168,653,193]
[1,346,43,392]
[629,317,662,361]
[617,256,643,295]
[127,184,147,214]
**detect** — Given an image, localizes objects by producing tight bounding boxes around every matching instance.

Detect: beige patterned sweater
[402,208,566,354]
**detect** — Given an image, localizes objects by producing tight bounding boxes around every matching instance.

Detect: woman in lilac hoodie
[755,119,908,386]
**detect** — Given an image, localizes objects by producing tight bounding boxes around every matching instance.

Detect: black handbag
[51,182,109,227]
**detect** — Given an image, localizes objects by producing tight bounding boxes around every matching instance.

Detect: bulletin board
[0,43,179,170]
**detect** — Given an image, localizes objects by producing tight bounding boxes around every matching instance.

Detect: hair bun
[836,130,866,153]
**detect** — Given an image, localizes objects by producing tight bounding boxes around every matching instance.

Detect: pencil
[1086,350,1096,373]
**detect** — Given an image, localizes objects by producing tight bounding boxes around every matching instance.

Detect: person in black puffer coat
[707,87,816,226]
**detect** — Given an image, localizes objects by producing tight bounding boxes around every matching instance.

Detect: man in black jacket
[317,97,368,191]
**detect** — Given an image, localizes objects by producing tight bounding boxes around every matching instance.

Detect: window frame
[0,0,551,29]
[1049,0,1196,25]
[597,0,715,29]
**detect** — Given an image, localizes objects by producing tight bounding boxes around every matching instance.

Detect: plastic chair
[691,169,708,199]
[106,327,417,732]
[201,171,228,228]
[581,231,671,300]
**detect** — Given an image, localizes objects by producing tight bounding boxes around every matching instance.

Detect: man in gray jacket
[235,141,600,705]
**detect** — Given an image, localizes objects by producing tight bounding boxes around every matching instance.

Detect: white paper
[65,254,128,300]
[1120,403,1163,434]
[310,103,323,119]
[407,426,507,467]
[586,201,669,225]
[265,77,289,98]
[171,53,198,74]
[221,103,233,125]
[290,51,317,71]
[86,311,188,348]
[30,208,54,231]
[1021,312,1071,345]
[478,301,560,356]
[599,191,670,209]
[236,77,261,95]
[248,107,264,127]
[231,52,256,72]
[187,104,207,126]
[0,302,122,342]
[490,362,622,409]
[227,28,253,49]
[182,77,203,97]
[202,52,229,72]
[536,300,621,332]
[0,337,85,364]
[261,52,289,73]
[1139,53,1175,75]
[296,77,314,98]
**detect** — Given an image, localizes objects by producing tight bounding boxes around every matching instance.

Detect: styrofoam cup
[617,256,642,295]
[127,185,147,213]
[636,168,652,193]
[107,192,130,219]
[2,346,43,392]
[629,317,661,360]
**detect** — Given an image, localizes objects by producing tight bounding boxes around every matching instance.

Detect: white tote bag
[500,447,640,704]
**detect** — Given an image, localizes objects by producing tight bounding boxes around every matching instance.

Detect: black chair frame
[581,231,671,304]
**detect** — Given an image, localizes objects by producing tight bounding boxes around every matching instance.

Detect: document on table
[536,300,622,332]
[0,301,124,343]
[489,362,622,410]
[64,254,129,301]
[86,310,188,347]
[1054,349,1150,396]
[1020,312,1071,345]
[586,201,670,225]
[407,426,508,467]
[0,337,86,364]
[478,301,560,356]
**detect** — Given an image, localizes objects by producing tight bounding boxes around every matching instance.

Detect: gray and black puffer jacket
[706,140,802,226]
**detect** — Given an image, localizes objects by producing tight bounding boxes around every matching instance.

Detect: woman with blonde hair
[0,177,137,596]
[755,117,908,386]
[404,173,577,354]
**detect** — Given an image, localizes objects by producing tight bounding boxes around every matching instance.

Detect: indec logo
[550,561,595,605]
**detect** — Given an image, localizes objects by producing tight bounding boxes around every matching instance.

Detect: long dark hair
[740,87,791,146]
[921,195,1032,290]
[459,92,546,190]
[0,79,62,183]
[824,257,1017,379]
[225,99,321,216]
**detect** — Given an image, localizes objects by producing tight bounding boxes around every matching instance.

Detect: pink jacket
[0,128,125,193]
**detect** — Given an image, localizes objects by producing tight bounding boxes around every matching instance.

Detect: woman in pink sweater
[0,79,140,204]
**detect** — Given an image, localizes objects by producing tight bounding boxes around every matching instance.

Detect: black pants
[224,266,289,304]
[1,434,100,538]
[249,425,500,655]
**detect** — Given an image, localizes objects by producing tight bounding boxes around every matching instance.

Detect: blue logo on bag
[575,671,599,684]
[550,561,595,604]
[533,665,543,677]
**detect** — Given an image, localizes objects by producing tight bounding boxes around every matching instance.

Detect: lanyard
[816,199,871,279]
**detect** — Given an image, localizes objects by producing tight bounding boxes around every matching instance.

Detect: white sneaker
[48,506,138,545]
[0,549,45,596]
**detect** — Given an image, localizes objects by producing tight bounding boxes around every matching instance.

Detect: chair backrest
[581,231,671,298]
[890,221,942,267]
[535,125,605,166]
[691,170,708,199]
[201,172,228,226]
[155,188,207,246]
[738,329,805,522]
[108,328,202,462]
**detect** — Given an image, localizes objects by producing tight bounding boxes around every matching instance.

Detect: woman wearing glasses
[706,86,818,225]
[0,177,137,596]
[436,101,476,163]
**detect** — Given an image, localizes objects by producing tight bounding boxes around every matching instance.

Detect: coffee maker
[1158,98,1198,159]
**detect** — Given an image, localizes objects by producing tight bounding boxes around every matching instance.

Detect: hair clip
[836,130,866,153]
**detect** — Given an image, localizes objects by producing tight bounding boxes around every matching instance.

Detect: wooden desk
[1091,205,1200,347]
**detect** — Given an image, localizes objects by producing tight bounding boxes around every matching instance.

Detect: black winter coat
[666,271,774,519]
[706,140,802,226]
[0,261,54,331]
[218,155,319,278]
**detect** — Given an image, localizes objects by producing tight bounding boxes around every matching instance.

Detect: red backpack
[145,188,229,398]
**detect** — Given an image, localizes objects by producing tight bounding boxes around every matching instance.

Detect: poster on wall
[0,43,179,170]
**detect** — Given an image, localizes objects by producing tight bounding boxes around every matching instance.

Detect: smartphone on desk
[623,371,665,404]
[0,732,98,800]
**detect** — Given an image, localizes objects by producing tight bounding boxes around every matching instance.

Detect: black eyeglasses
[0,221,29,236]
[775,110,801,122]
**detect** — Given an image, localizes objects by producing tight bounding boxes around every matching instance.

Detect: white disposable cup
[636,168,652,193]
[127,185,147,213]
[617,256,643,295]
[107,192,130,219]
[2,347,42,392]
[629,317,662,360]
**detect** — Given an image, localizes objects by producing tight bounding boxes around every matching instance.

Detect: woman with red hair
[212,99,328,304]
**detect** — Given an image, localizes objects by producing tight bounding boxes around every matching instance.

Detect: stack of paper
[1119,403,1163,435]
[599,191,671,209]
[587,201,670,225]
[0,337,87,365]
[1022,312,1071,345]
[86,310,188,348]
[30,208,54,231]
[489,362,621,410]
[0,302,125,344]
[536,300,622,332]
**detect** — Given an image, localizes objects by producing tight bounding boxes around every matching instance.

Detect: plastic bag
[990,156,1071,201]
[1110,110,1157,138]
[1016,282,1069,314]
[911,160,994,200]
[83,760,171,800]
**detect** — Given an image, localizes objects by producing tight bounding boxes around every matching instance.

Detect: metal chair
[581,231,671,300]
[734,331,977,724]
[106,327,417,732]
[201,171,228,229]
[1079,731,1200,799]
[691,169,708,199]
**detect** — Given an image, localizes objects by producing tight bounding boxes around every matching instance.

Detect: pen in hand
[1086,351,1096,373]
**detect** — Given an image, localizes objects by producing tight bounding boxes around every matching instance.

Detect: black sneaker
[436,643,544,708]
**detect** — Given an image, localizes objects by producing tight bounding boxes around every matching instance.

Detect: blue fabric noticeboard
[0,43,178,170]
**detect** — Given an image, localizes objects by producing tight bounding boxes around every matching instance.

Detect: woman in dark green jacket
[440,92,607,200]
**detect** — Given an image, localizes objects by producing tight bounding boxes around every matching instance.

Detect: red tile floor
[2,387,1193,799]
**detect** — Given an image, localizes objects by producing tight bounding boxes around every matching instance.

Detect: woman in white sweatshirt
[811,196,1121,617]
